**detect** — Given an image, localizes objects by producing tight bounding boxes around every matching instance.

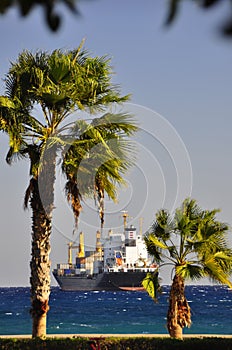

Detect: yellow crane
[67,231,85,266]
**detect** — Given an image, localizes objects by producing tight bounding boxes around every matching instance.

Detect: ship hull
[53,271,147,291]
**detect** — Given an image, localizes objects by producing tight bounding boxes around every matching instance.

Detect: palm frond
[91,112,138,136]
[5,145,27,165]
[146,234,169,250]
[48,50,72,84]
[142,270,162,302]
[65,177,82,227]
[203,254,232,288]
[24,178,34,209]
[145,198,232,287]
[176,263,205,281]
[144,234,164,263]
[1,44,138,232]
[151,209,173,241]
[165,0,181,25]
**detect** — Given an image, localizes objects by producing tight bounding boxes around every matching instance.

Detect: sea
[0,285,231,336]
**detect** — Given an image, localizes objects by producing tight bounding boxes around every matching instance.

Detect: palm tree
[142,198,232,339]
[0,43,137,337]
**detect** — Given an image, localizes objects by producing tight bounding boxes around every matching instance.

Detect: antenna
[121,210,129,230]
[139,217,144,235]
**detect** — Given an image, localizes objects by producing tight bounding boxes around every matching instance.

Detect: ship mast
[67,231,85,266]
[78,231,85,258]
[68,241,79,266]
[68,242,73,266]
[96,230,102,253]
[139,217,144,235]
[121,210,129,230]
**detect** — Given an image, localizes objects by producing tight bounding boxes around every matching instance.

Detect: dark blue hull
[53,271,147,291]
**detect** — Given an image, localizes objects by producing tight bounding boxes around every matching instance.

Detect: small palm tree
[0,43,137,337]
[142,198,232,339]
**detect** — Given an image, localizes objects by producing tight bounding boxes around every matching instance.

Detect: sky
[0,0,232,286]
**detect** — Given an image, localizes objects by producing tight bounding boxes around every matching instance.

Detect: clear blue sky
[0,0,232,286]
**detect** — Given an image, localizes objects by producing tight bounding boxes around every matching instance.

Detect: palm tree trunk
[167,274,191,339]
[29,148,56,338]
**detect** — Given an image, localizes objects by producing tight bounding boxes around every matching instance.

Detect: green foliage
[0,0,78,32]
[0,43,137,221]
[0,43,137,337]
[5,44,128,116]
[0,337,232,350]
[142,270,162,302]
[166,0,232,37]
[142,199,232,338]
[1,1,232,37]
[61,112,137,223]
[143,198,232,298]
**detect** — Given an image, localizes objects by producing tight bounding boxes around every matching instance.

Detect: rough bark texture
[167,274,191,339]
[30,148,56,338]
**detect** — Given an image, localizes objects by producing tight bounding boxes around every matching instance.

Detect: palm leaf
[92,113,138,136]
[0,96,15,109]
[165,0,180,25]
[65,177,82,227]
[48,50,72,83]
[147,234,169,250]
[176,263,205,281]
[144,234,163,263]
[203,254,232,288]
[142,271,161,302]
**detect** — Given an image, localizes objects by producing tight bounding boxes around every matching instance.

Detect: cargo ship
[52,213,157,291]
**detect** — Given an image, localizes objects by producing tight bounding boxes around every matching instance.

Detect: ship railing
[105,266,158,273]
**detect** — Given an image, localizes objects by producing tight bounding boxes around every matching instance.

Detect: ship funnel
[78,231,85,258]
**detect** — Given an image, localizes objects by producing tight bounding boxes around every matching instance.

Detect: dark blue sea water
[0,285,231,335]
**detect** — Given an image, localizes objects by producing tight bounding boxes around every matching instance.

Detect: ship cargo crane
[68,231,85,265]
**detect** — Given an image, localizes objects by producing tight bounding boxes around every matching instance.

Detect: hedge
[0,336,232,350]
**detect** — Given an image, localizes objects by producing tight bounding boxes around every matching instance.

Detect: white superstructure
[103,225,151,272]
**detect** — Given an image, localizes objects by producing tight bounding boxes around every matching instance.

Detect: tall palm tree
[0,43,137,337]
[142,198,232,339]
